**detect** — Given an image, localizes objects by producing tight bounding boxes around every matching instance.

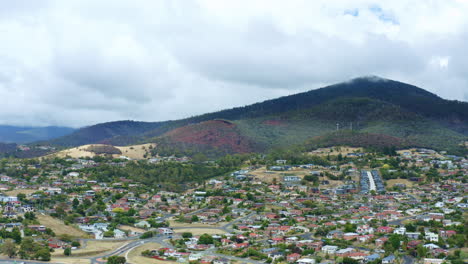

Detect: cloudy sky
[1,0,467,127]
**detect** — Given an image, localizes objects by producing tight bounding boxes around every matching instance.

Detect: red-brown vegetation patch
[163,120,254,153]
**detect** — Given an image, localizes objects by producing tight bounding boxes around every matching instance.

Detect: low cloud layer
[0,0,467,127]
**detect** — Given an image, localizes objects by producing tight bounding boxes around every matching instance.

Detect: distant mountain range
[5,76,468,157]
[0,125,75,144]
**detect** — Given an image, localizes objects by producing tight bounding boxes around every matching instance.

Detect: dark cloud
[0,0,466,127]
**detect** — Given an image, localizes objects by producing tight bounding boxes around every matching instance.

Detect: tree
[182,232,193,239]
[107,255,126,264]
[64,247,71,256]
[17,193,26,202]
[198,233,214,244]
[72,198,80,208]
[0,239,17,258]
[34,248,51,261]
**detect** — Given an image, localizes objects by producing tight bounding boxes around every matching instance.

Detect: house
[424,232,439,242]
[287,253,301,263]
[357,224,374,234]
[343,232,359,240]
[296,258,315,264]
[326,230,343,239]
[423,259,444,264]
[213,258,230,264]
[382,255,395,264]
[365,254,381,263]
[377,226,393,233]
[393,227,406,235]
[322,245,338,254]
[336,248,355,257]
[375,237,388,247]
[406,232,421,240]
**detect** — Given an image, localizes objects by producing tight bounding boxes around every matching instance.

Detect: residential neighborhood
[0,147,465,264]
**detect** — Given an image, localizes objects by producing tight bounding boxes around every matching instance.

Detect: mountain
[0,125,75,144]
[38,76,468,156]
[45,121,162,147]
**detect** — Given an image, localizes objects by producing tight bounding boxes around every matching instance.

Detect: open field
[175,228,226,235]
[37,214,90,238]
[386,179,416,188]
[249,166,344,187]
[4,188,37,196]
[127,242,177,264]
[45,143,156,160]
[52,240,128,257]
[308,146,363,156]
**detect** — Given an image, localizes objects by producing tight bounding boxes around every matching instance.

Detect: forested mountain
[36,76,468,156]
[0,125,74,144]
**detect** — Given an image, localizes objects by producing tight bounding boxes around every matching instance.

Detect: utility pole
[336,123,339,131]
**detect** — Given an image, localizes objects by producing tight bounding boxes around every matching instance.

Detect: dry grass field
[168,219,227,228]
[386,179,416,188]
[174,228,226,235]
[5,188,37,196]
[249,166,344,187]
[37,214,90,238]
[127,242,177,264]
[308,146,363,156]
[45,143,156,160]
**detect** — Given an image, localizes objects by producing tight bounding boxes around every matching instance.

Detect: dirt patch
[37,214,90,238]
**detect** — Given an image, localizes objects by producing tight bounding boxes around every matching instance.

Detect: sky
[0,0,467,128]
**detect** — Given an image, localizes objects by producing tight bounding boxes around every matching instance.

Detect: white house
[393,227,406,235]
[297,258,315,264]
[425,232,439,242]
[322,245,339,254]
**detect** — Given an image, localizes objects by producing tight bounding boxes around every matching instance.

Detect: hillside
[154,120,259,156]
[0,125,74,144]
[35,76,468,156]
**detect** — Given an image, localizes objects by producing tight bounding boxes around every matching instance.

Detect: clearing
[37,214,90,238]
[45,143,156,160]
[126,242,177,264]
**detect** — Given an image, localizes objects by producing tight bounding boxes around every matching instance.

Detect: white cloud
[0,0,467,127]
